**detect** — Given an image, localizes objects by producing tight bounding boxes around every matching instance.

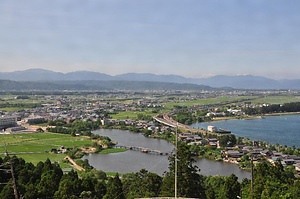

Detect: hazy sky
[0,0,300,79]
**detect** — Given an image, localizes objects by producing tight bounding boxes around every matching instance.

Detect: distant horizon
[1,67,300,80]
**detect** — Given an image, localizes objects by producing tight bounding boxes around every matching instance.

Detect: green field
[249,95,300,104]
[99,148,127,154]
[0,132,94,167]
[0,96,55,111]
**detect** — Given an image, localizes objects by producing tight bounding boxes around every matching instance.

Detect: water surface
[191,114,300,147]
[84,129,250,180]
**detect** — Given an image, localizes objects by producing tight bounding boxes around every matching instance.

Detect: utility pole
[2,142,19,199]
[251,155,254,192]
[174,123,178,199]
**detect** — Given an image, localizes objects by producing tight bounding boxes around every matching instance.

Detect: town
[1,89,300,178]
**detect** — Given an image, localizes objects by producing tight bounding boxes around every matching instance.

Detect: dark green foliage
[160,142,205,198]
[241,160,299,199]
[174,111,201,125]
[244,102,300,115]
[104,174,125,199]
[218,134,237,147]
[122,169,162,198]
[137,113,152,121]
[0,150,299,198]
[0,182,15,199]
[223,174,241,199]
[54,170,82,199]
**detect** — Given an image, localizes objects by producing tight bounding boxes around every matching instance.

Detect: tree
[219,134,237,147]
[94,180,107,199]
[160,142,205,198]
[0,182,14,199]
[36,127,44,133]
[122,169,162,198]
[23,184,39,199]
[54,170,82,199]
[223,174,241,199]
[37,170,62,198]
[104,173,125,199]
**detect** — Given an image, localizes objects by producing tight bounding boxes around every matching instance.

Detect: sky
[0,0,300,79]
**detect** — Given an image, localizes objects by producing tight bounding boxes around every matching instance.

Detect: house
[0,116,17,129]
[260,150,273,157]
[225,150,244,158]
[179,133,202,144]
[268,156,281,165]
[273,152,283,158]
[282,159,295,166]
[208,138,218,147]
[250,148,263,156]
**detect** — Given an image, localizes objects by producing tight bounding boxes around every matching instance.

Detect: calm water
[84,129,250,180]
[191,114,300,147]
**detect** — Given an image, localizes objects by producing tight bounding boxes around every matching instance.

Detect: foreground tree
[54,170,82,199]
[160,142,205,198]
[104,173,125,199]
[122,169,162,198]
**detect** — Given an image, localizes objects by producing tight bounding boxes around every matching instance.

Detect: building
[207,125,217,132]
[25,116,46,125]
[0,116,17,129]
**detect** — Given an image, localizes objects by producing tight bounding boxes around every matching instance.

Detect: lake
[191,114,300,147]
[83,129,250,180]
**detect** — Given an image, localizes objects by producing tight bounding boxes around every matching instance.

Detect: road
[154,113,208,135]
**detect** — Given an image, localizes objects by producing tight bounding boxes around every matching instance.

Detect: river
[83,129,250,180]
[191,114,300,147]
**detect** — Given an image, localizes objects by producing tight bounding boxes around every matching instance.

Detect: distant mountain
[278,79,300,90]
[193,75,281,89]
[0,80,213,91]
[64,71,114,81]
[115,73,299,89]
[0,69,114,82]
[115,73,189,84]
[0,68,299,89]
[0,69,65,81]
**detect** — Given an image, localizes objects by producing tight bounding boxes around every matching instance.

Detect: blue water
[191,114,300,147]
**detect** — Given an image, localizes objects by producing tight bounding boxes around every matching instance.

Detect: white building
[0,116,17,129]
[207,125,217,132]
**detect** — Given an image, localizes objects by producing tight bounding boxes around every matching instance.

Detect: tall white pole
[175,123,178,198]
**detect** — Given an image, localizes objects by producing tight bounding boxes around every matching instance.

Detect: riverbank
[211,111,300,122]
[86,129,251,179]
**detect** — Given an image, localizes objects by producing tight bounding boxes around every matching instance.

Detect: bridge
[153,113,208,135]
[115,145,171,156]
[153,116,177,128]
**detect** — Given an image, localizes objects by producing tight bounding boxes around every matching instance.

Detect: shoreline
[211,111,300,122]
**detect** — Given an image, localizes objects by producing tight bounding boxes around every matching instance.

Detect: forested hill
[0,80,214,91]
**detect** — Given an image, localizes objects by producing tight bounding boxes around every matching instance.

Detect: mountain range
[0,68,299,90]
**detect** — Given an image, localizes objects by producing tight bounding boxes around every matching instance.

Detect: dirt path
[64,155,85,171]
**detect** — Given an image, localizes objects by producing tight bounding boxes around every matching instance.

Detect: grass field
[99,148,127,154]
[0,132,94,167]
[249,95,300,104]
[0,96,55,112]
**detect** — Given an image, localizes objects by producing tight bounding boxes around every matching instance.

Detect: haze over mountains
[0,68,299,90]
